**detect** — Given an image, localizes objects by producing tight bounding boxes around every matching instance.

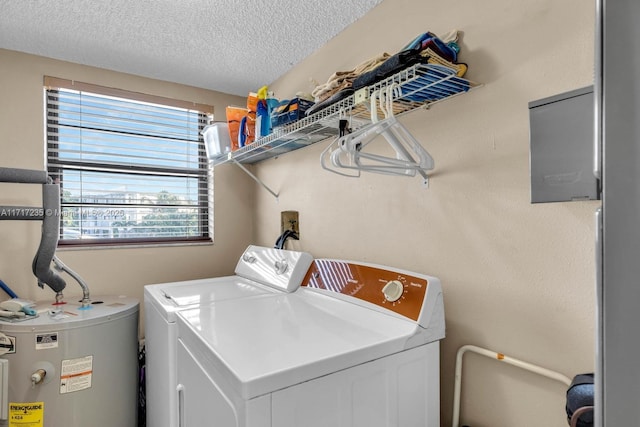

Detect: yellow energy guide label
[9,402,44,427]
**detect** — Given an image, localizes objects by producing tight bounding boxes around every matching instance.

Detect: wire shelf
[211,63,479,166]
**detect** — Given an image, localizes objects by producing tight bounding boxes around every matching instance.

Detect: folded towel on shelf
[418,30,467,77]
[401,31,458,62]
[438,29,461,44]
[421,48,468,77]
[312,70,354,102]
[305,88,354,117]
[352,47,428,90]
[307,30,469,117]
[352,30,465,90]
[311,53,390,102]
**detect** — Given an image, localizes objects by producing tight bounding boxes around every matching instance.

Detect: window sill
[56,239,214,251]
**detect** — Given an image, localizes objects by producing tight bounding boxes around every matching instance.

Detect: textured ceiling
[0,0,383,96]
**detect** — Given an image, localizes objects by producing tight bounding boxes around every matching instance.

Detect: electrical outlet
[281,211,299,237]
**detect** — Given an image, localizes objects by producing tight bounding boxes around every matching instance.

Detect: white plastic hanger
[320,84,434,184]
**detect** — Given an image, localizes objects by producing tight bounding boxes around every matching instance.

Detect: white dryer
[175,258,445,427]
[144,245,313,427]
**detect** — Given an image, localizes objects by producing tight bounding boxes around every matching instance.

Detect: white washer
[143,245,313,427]
[175,258,445,427]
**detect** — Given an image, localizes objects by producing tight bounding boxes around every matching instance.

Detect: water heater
[0,296,138,426]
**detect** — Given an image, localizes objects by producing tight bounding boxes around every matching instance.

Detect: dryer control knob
[382,280,404,302]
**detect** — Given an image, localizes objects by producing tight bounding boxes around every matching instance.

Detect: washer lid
[144,276,277,321]
[177,289,435,400]
[143,245,313,322]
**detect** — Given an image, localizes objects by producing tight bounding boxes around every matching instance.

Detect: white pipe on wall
[452,344,573,427]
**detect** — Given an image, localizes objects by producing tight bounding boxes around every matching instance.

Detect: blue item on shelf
[266,95,278,133]
[256,99,269,138]
[399,65,471,103]
[239,116,248,147]
[271,98,315,128]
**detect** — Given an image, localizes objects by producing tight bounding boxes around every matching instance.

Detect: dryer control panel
[301,259,436,323]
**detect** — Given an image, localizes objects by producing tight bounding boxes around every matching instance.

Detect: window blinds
[44,77,214,244]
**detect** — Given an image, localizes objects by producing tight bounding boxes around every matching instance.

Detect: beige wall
[0,49,255,328]
[259,0,597,426]
[0,0,596,424]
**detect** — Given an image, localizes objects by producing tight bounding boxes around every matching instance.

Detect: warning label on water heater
[59,355,93,394]
[35,332,58,350]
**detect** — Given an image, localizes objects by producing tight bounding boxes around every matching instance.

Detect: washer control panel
[235,245,313,292]
[301,259,430,322]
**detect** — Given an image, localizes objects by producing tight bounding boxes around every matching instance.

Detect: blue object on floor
[566,373,594,427]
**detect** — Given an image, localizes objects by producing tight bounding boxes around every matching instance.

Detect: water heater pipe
[31,183,66,293]
[0,167,93,300]
[0,168,48,184]
[452,344,572,427]
[52,256,91,307]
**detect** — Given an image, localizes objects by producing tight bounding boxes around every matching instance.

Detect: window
[45,77,214,246]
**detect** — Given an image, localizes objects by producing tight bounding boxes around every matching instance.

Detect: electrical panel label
[8,402,44,427]
[60,355,93,394]
[35,332,58,350]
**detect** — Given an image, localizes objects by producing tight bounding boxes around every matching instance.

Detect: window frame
[44,77,215,248]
